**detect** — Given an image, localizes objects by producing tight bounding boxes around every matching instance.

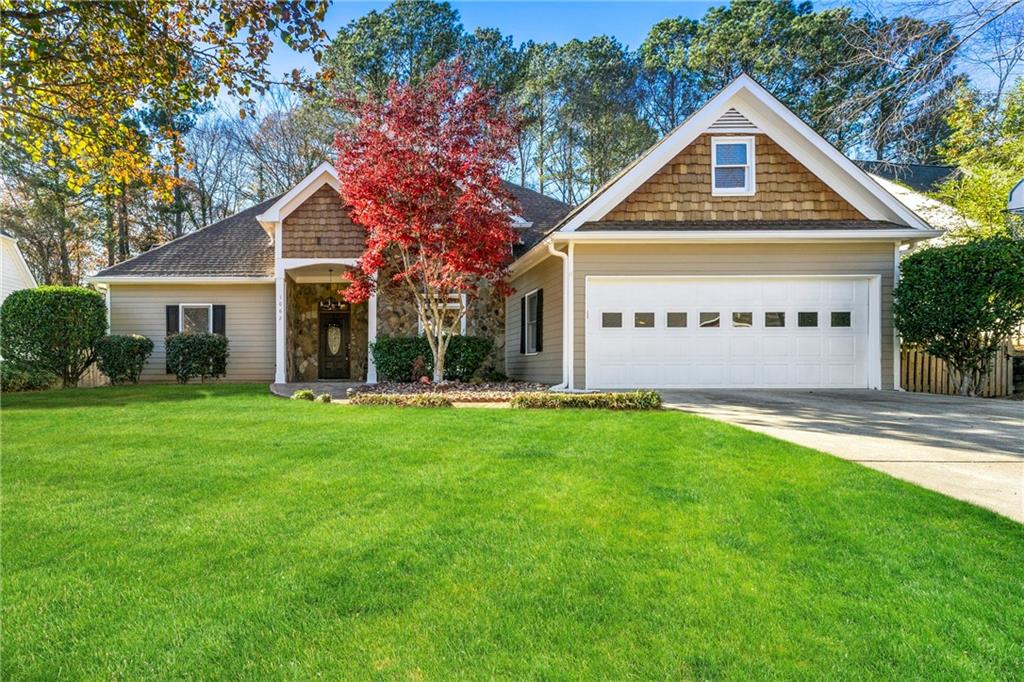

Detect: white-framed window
[524,289,540,354]
[711,136,755,196]
[418,293,467,335]
[179,304,213,333]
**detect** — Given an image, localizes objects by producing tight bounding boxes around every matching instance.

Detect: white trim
[367,272,378,384]
[557,230,938,243]
[710,135,756,196]
[566,242,575,389]
[559,74,933,232]
[104,285,111,332]
[522,288,540,356]
[893,243,904,391]
[88,276,273,285]
[583,274,883,390]
[275,276,286,383]
[178,303,213,333]
[256,162,339,235]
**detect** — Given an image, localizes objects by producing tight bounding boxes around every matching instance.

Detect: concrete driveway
[661,390,1024,523]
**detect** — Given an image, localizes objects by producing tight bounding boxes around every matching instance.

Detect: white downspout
[545,239,569,390]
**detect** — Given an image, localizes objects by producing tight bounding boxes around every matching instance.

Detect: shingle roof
[853,161,958,194]
[95,196,280,278]
[502,181,573,257]
[93,183,571,278]
[580,220,906,231]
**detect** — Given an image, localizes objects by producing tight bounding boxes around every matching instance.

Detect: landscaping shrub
[895,236,1024,395]
[371,335,431,381]
[445,335,493,381]
[291,389,315,401]
[0,360,57,393]
[0,286,107,387]
[314,393,333,403]
[165,333,229,384]
[349,392,453,407]
[510,391,662,410]
[370,334,493,382]
[95,334,154,384]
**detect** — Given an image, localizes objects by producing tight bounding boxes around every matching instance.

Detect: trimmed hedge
[0,286,107,387]
[510,391,662,410]
[0,360,57,393]
[96,334,154,384]
[166,333,229,384]
[370,334,493,382]
[349,392,454,408]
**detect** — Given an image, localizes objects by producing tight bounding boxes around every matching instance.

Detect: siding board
[109,284,275,382]
[506,255,563,384]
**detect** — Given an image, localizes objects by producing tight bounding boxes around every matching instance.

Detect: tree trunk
[117,183,130,262]
[173,157,183,239]
[105,195,116,266]
[56,194,73,285]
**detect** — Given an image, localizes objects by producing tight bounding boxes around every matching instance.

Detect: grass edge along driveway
[3,384,1021,679]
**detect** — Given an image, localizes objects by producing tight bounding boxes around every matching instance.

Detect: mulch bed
[351,380,548,403]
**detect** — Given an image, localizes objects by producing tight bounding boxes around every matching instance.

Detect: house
[1,230,37,304]
[90,75,940,389]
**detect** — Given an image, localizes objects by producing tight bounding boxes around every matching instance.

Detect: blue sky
[267,1,722,77]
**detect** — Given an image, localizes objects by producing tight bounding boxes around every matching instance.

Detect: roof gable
[558,74,932,232]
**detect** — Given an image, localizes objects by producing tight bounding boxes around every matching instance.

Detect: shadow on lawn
[2,384,255,410]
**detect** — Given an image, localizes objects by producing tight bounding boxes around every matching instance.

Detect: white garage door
[586,276,874,389]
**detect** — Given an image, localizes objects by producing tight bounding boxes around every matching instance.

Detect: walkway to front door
[270,381,363,399]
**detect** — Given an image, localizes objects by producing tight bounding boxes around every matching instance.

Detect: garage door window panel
[634,312,655,328]
[798,312,819,327]
[699,312,720,328]
[602,312,622,328]
[732,312,753,328]
[667,312,688,328]
[831,311,852,327]
[765,312,786,328]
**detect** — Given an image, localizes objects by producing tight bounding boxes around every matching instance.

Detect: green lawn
[3,385,1021,679]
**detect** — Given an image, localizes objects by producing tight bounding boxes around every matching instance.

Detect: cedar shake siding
[281,185,366,259]
[603,134,865,223]
[506,254,563,384]
[109,284,275,382]
[571,242,896,389]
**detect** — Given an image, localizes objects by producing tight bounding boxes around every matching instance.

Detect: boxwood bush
[96,334,154,384]
[0,286,107,387]
[510,391,662,410]
[166,333,229,384]
[370,334,493,382]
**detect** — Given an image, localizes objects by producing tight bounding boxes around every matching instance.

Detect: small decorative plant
[291,389,316,401]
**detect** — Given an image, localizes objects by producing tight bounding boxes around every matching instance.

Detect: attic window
[711,136,755,196]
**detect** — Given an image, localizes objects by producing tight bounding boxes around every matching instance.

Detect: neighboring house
[91,75,940,389]
[1,230,37,304]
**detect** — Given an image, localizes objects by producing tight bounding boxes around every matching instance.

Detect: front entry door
[318,311,351,379]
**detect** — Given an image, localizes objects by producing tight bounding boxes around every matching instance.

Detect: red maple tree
[335,59,520,382]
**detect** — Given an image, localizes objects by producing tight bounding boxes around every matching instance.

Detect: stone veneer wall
[286,281,368,382]
[374,280,507,375]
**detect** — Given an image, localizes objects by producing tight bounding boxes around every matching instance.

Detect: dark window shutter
[519,296,526,354]
[213,305,226,335]
[535,289,543,353]
[165,305,179,373]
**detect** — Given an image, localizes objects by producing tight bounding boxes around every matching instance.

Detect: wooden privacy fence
[900,342,1015,397]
